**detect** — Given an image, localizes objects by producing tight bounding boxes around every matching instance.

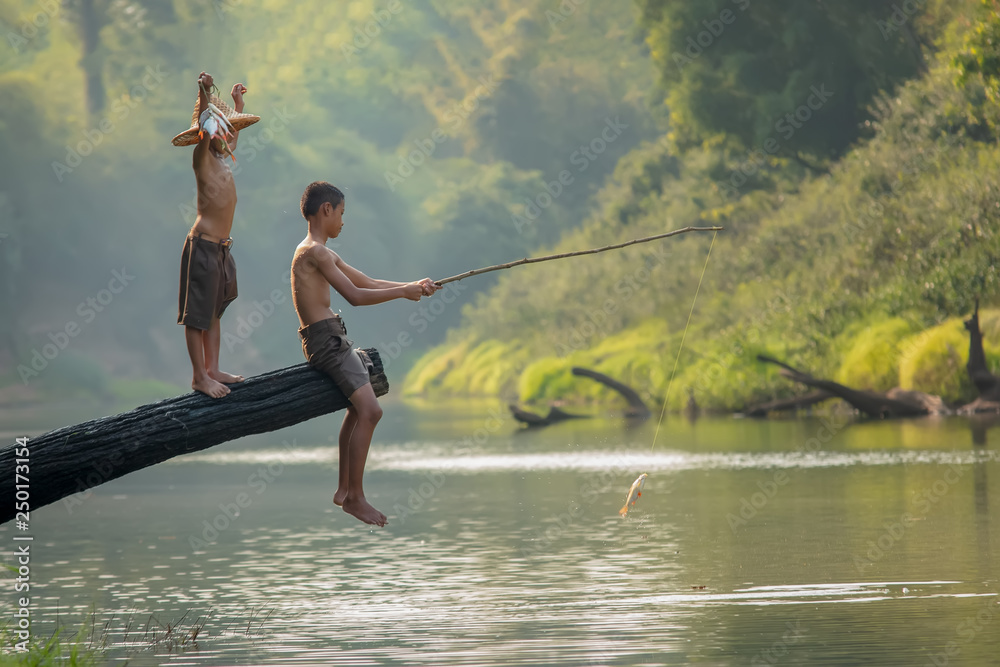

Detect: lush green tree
[635,0,929,163]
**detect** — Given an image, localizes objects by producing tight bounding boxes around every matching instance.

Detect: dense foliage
[407,0,1000,411]
[635,0,933,161]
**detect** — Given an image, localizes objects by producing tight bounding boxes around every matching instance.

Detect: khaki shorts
[298,316,374,398]
[177,232,238,330]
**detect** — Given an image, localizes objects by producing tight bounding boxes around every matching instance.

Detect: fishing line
[649,230,717,452]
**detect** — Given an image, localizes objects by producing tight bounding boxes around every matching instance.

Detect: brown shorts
[178,232,238,331]
[299,316,374,398]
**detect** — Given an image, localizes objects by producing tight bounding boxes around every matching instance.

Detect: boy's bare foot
[342,496,387,526]
[193,375,230,398]
[210,370,245,383]
[333,488,348,506]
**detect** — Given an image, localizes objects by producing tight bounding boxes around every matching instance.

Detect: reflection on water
[2,400,999,665]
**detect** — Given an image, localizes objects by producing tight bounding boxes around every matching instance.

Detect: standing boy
[291,182,439,526]
[172,71,259,398]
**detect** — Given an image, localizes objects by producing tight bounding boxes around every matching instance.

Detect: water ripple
[173,446,1000,472]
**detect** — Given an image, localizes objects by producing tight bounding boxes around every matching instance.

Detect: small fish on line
[619,473,648,517]
[199,104,236,161]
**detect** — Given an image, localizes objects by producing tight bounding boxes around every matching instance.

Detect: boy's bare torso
[191,148,236,240]
[291,241,340,327]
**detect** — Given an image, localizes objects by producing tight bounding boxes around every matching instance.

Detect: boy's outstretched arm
[336,259,401,289]
[338,258,440,295]
[315,248,425,306]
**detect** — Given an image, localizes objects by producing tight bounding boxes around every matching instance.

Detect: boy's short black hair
[300,181,345,219]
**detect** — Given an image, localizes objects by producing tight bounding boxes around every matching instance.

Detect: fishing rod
[434,226,722,286]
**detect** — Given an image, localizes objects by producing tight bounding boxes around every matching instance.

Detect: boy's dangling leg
[341,383,387,526]
[186,325,230,398]
[204,316,244,384]
[334,407,357,506]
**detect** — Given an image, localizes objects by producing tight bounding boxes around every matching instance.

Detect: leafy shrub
[834,318,917,391]
[897,318,1000,403]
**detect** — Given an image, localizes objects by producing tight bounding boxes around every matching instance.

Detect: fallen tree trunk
[571,367,651,418]
[757,355,947,419]
[740,390,833,418]
[508,404,585,427]
[0,349,387,524]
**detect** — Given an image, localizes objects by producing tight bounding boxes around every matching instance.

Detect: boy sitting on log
[291,182,439,526]
[172,71,259,398]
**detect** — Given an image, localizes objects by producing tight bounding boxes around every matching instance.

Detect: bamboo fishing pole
[434,226,723,286]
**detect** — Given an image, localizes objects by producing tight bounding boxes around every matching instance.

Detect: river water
[3,400,999,665]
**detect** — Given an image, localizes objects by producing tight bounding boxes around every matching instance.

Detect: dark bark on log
[0,350,387,524]
[740,390,833,418]
[756,354,946,419]
[546,406,583,422]
[508,404,585,427]
[964,299,1000,401]
[509,404,550,426]
[570,367,651,418]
